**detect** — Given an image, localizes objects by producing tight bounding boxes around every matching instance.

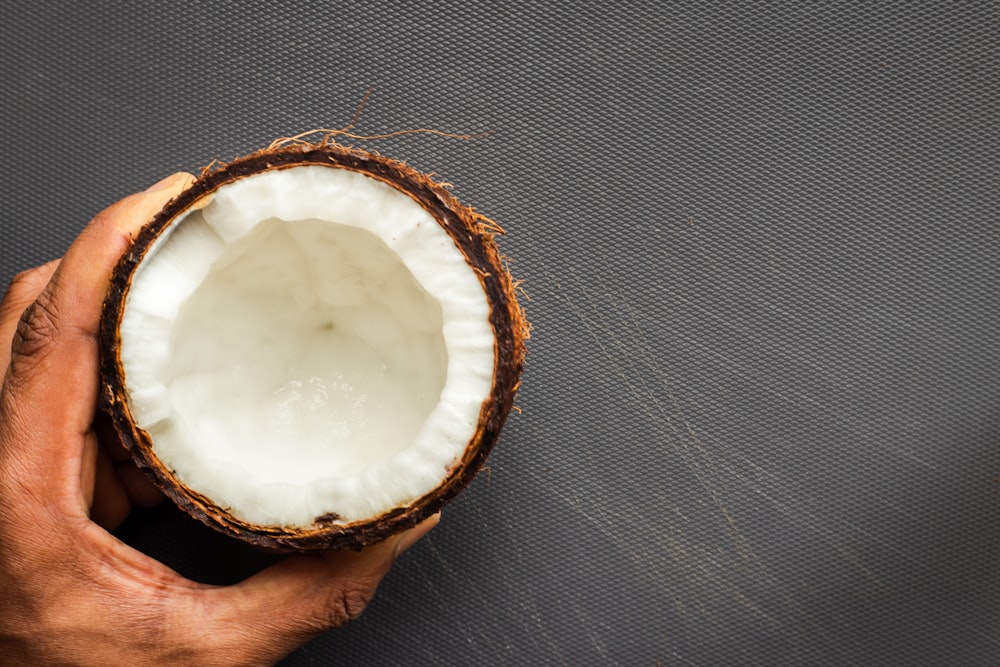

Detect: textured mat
[2,2,999,664]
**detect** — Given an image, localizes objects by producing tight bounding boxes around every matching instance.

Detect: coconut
[99,142,527,550]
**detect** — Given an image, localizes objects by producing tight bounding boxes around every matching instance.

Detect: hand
[0,173,438,666]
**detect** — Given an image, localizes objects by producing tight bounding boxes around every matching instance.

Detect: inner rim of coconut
[119,166,495,527]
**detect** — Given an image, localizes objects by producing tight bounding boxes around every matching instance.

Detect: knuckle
[319,581,378,629]
[10,292,60,372]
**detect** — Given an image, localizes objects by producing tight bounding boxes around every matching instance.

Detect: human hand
[0,173,438,666]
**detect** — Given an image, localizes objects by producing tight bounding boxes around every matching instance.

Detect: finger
[88,437,131,530]
[93,405,166,507]
[115,461,166,508]
[0,173,194,485]
[93,407,132,462]
[190,515,440,664]
[0,259,60,372]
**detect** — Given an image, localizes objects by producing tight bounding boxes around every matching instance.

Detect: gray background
[2,1,999,665]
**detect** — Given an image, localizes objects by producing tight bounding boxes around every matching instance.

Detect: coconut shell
[99,142,527,551]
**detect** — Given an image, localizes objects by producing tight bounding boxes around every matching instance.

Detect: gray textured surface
[2,1,1000,665]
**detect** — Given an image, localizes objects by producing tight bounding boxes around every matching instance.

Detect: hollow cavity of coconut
[99,144,526,550]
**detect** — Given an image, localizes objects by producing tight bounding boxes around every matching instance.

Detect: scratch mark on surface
[551,268,855,662]
[555,268,765,565]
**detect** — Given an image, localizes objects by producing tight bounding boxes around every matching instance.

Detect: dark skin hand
[0,173,438,665]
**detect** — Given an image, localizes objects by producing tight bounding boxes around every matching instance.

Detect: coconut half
[99,143,527,550]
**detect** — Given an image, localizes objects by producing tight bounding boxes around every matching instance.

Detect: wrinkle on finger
[0,260,61,376]
[8,289,64,380]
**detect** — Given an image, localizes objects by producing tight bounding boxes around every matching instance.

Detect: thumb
[1,172,194,459]
[197,515,439,664]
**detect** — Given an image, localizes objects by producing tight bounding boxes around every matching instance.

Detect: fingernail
[396,512,441,556]
[144,172,187,193]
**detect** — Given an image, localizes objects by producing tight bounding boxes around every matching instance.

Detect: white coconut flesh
[119,166,496,527]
